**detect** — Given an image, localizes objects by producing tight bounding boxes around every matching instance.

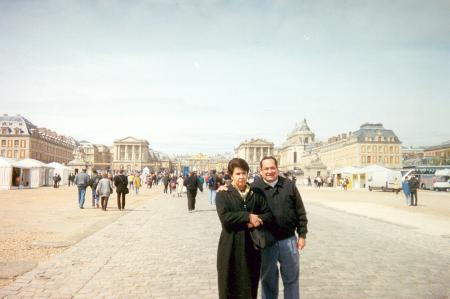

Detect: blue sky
[1,0,449,154]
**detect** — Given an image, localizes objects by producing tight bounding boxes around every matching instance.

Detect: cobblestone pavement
[1,190,449,298]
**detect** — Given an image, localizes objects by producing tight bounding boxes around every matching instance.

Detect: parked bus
[402,165,450,190]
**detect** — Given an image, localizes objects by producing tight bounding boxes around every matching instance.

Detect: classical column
[253,147,257,162]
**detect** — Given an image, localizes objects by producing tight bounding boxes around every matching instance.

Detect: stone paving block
[2,191,450,298]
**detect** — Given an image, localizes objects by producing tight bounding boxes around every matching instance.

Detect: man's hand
[217,185,228,192]
[297,237,306,250]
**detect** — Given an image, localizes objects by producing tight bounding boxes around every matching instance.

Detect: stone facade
[0,114,75,164]
[112,137,149,172]
[424,140,450,165]
[278,119,315,172]
[235,139,274,173]
[173,153,230,174]
[300,123,403,172]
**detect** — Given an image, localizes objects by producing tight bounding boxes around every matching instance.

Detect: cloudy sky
[1,0,449,154]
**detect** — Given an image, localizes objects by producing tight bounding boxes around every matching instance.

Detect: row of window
[1,128,25,135]
[1,139,27,148]
[361,145,399,154]
[365,136,396,142]
[0,149,26,159]
[361,155,400,164]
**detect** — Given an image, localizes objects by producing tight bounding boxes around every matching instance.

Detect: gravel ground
[0,184,161,287]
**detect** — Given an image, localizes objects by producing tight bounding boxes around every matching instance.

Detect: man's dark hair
[119,169,124,174]
[228,158,249,175]
[259,156,278,169]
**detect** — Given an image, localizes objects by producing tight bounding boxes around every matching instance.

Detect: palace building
[235,138,275,173]
[0,114,75,164]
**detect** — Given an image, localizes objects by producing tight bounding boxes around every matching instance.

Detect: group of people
[52,173,61,188]
[73,169,130,211]
[401,175,420,206]
[216,156,308,299]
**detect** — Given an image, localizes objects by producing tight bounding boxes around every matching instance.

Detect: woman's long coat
[216,185,272,299]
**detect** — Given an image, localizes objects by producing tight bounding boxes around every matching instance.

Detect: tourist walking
[162,174,170,194]
[134,174,141,195]
[74,169,90,209]
[207,170,220,205]
[216,158,273,299]
[128,173,134,191]
[176,175,184,197]
[253,156,308,299]
[90,170,102,208]
[169,175,177,196]
[96,173,113,211]
[114,170,129,211]
[402,176,411,205]
[409,175,419,206]
[184,171,203,212]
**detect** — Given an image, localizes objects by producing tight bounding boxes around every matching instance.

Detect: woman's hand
[248,214,263,228]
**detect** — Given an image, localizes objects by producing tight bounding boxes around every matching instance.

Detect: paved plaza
[1,188,449,298]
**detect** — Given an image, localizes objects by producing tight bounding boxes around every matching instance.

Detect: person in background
[114,170,128,211]
[90,170,102,208]
[74,169,90,209]
[96,173,113,211]
[409,175,419,206]
[176,174,184,197]
[184,171,203,212]
[134,173,141,195]
[402,176,411,206]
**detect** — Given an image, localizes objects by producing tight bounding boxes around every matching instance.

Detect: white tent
[0,157,21,190]
[15,158,51,188]
[332,166,363,175]
[47,162,71,186]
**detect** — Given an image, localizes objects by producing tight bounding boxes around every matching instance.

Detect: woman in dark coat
[216,158,272,299]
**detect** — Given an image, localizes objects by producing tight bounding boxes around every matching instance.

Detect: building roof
[425,140,450,151]
[352,123,401,143]
[0,114,37,133]
[291,119,312,134]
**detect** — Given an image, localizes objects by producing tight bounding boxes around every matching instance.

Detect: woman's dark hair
[259,156,278,168]
[228,158,250,175]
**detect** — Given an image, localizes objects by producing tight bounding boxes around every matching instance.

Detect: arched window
[304,137,309,144]
[294,152,297,163]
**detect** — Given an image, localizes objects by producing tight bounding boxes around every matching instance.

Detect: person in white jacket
[96,173,113,211]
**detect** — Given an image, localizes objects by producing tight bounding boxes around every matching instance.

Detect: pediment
[115,136,148,144]
[242,139,273,146]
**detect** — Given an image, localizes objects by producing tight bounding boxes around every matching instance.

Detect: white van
[433,169,450,191]
[367,170,402,192]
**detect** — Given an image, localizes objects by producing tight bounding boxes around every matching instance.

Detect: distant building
[302,123,403,171]
[73,141,112,171]
[278,119,315,172]
[111,137,157,172]
[0,114,75,164]
[424,140,450,165]
[235,138,275,173]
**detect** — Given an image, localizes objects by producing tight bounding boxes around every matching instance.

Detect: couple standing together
[216,156,308,299]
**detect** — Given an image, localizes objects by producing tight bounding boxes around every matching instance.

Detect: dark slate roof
[0,114,37,133]
[352,123,401,143]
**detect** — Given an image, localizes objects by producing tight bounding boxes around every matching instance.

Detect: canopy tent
[47,162,71,186]
[332,166,363,175]
[360,164,396,173]
[15,158,51,188]
[0,157,23,190]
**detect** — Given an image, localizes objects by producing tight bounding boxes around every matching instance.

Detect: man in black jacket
[409,175,419,206]
[183,171,203,212]
[253,156,307,299]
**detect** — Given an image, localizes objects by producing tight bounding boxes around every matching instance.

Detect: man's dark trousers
[187,189,197,211]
